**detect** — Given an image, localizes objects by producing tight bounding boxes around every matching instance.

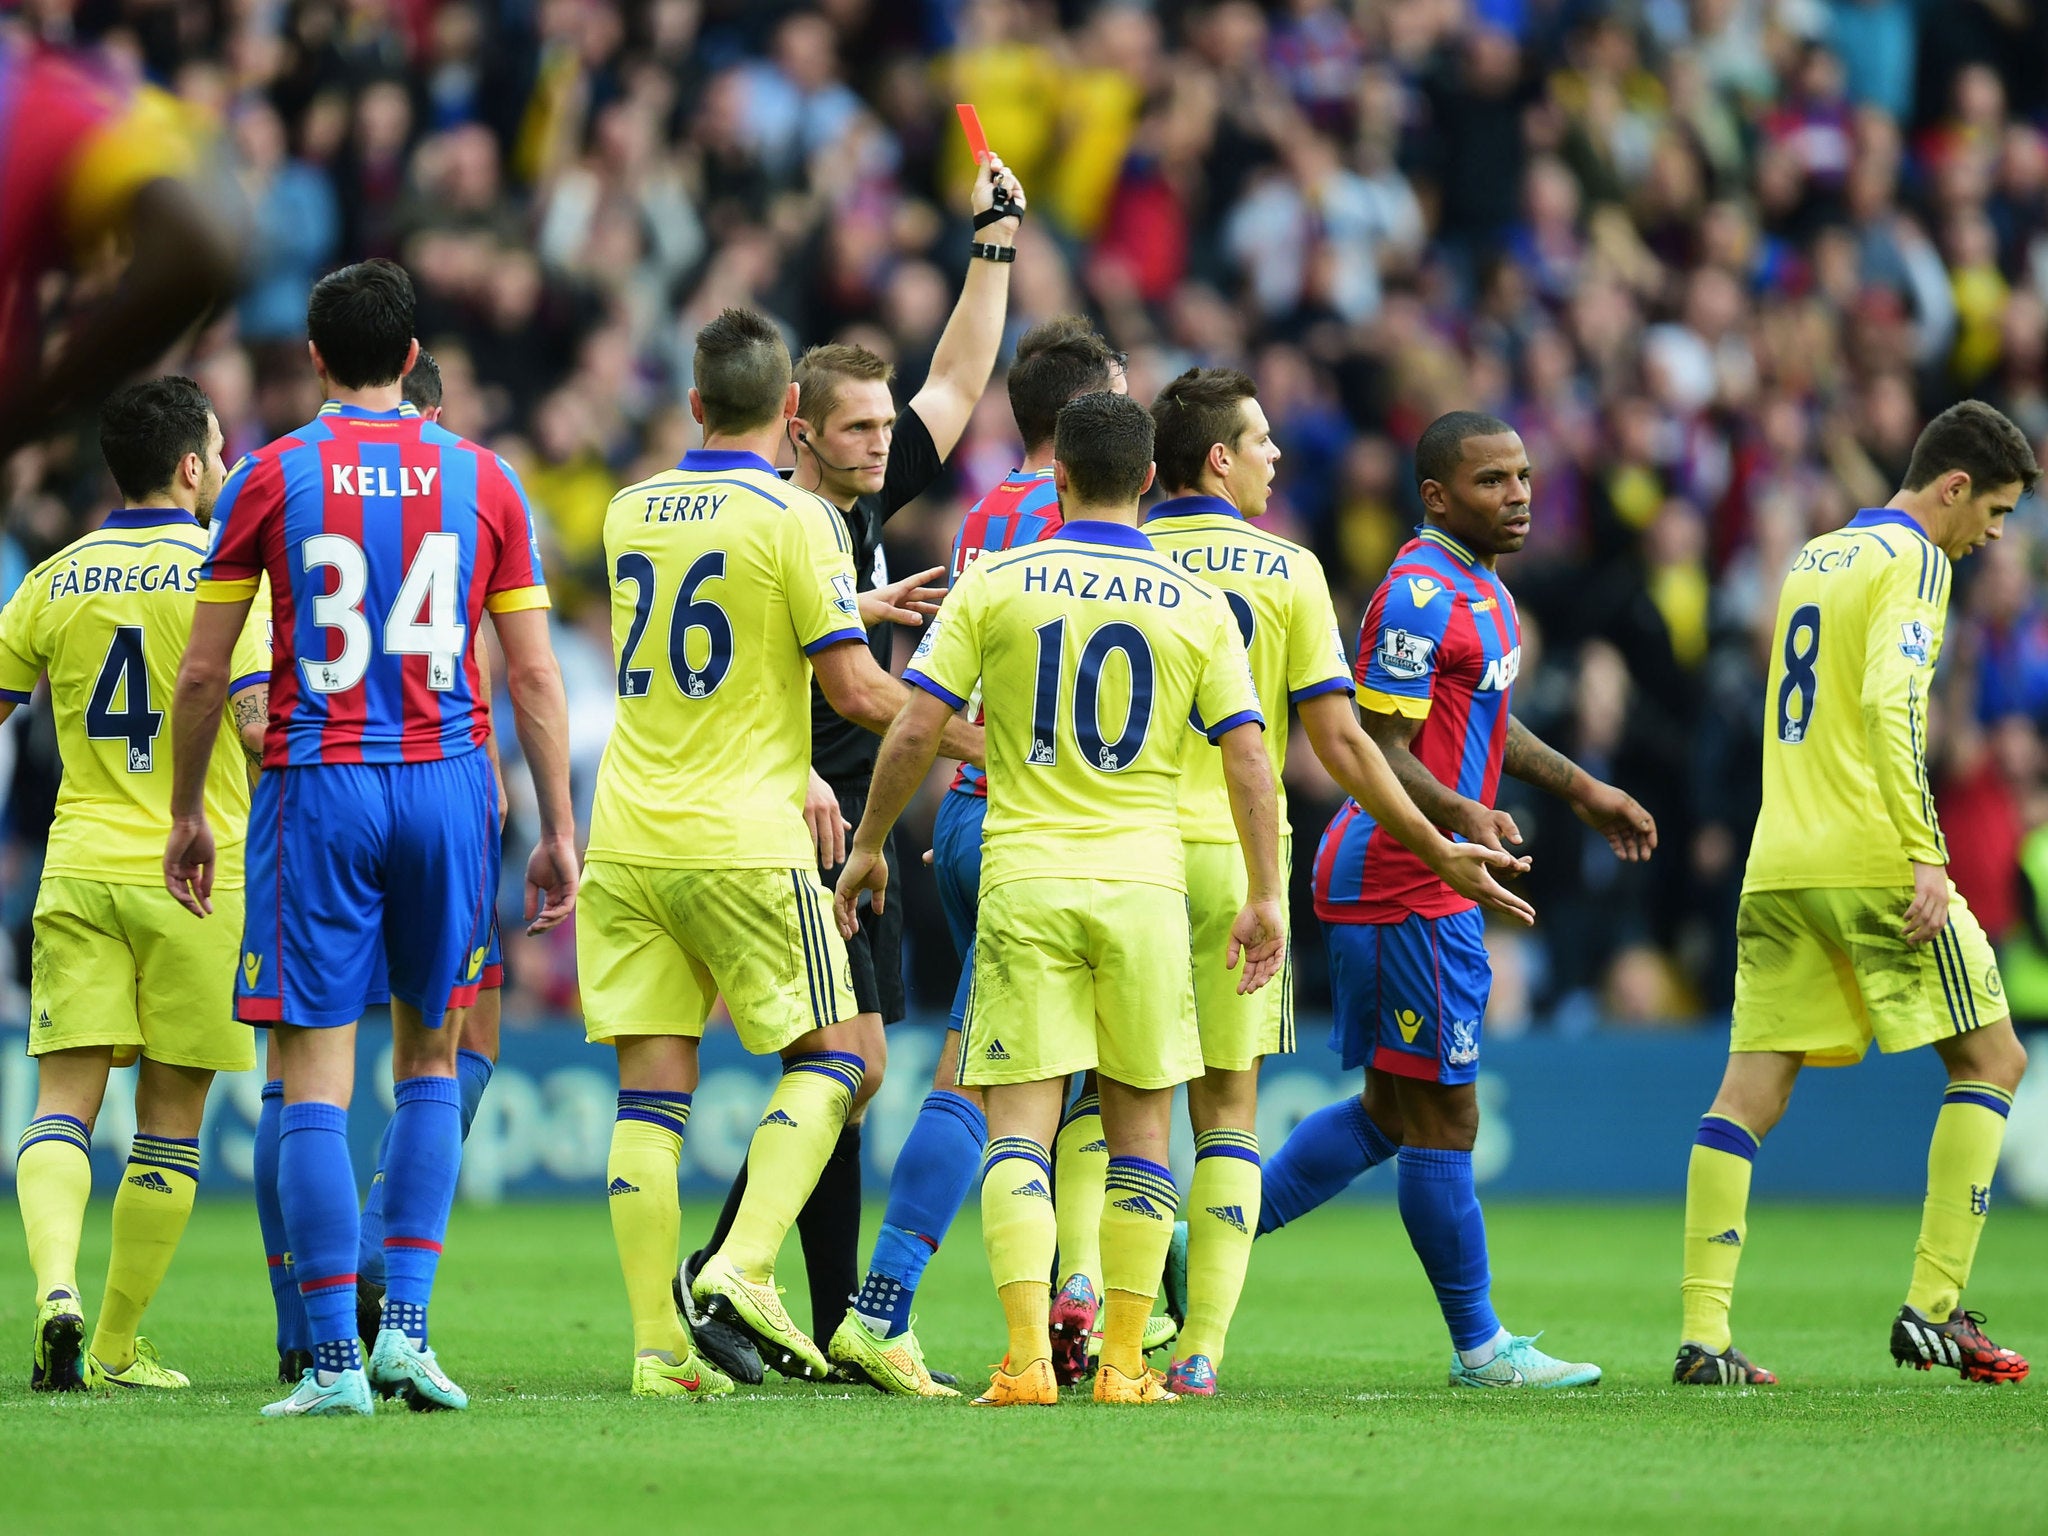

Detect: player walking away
[584,308,982,1400]
[837,391,1286,1408]
[9,379,268,1393]
[243,348,516,1380]
[168,260,579,1418]
[684,152,1025,1372]
[0,30,240,456]
[826,316,1128,1396]
[1262,411,1656,1389]
[1677,401,2039,1387]
[1064,372,1529,1398]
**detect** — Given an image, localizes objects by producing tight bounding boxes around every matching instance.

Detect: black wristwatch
[970,242,1017,263]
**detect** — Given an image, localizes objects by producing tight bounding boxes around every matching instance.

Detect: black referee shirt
[804,405,945,788]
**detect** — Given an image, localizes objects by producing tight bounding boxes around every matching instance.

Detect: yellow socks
[91,1135,198,1368]
[16,1115,92,1303]
[1178,1128,1261,1366]
[1906,1081,2014,1319]
[981,1135,1056,1366]
[607,1093,693,1356]
[1680,1114,1759,1352]
[1053,1092,1107,1299]
[720,1053,862,1282]
[1099,1155,1177,1377]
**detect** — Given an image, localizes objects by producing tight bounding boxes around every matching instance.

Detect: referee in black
[684,151,1025,1377]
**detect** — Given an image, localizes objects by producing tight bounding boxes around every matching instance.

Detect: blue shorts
[238,752,499,1031]
[362,912,499,1008]
[1325,907,1490,1085]
[932,788,985,1033]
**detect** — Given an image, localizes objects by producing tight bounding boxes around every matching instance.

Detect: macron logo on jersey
[1407,577,1444,607]
[330,464,439,499]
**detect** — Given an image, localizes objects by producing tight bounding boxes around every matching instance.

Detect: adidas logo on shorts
[1206,1204,1248,1234]
[1012,1178,1051,1200]
[759,1109,799,1129]
[607,1177,640,1197]
[1707,1229,1741,1246]
[33,1010,50,1029]
[1111,1194,1165,1220]
[126,1170,173,1194]
[984,1039,1010,1061]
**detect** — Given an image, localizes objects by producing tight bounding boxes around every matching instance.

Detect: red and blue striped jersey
[199,400,549,768]
[1313,525,1521,924]
[948,467,1062,798]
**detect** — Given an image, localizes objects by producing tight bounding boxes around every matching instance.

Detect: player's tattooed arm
[1360,707,1522,853]
[1505,714,1659,863]
[230,685,267,772]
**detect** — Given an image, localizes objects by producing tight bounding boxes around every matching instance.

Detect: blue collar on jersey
[1056,520,1153,549]
[101,507,199,530]
[678,449,776,474]
[1145,494,1242,522]
[1417,523,1479,567]
[1006,466,1055,482]
[317,400,419,420]
[1847,508,1929,539]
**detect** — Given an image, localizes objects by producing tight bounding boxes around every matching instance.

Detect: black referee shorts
[821,782,906,1024]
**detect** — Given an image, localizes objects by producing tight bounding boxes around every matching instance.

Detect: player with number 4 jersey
[1678,402,2039,1388]
[169,261,578,1418]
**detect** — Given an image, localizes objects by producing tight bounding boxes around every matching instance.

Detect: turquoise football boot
[1448,1332,1601,1389]
[368,1328,469,1411]
[260,1366,376,1417]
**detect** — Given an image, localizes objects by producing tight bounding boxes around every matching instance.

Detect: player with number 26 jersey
[198,396,549,1028]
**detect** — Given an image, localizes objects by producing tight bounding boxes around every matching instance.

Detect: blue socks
[1259,1095,1399,1235]
[1396,1145,1500,1352]
[379,1075,463,1344]
[276,1100,359,1372]
[359,1050,493,1284]
[255,1081,310,1356]
[852,1090,988,1338]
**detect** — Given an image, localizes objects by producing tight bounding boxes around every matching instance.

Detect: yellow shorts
[1184,836,1294,1072]
[28,877,252,1072]
[961,877,1202,1091]
[577,860,854,1055]
[1732,883,2006,1065]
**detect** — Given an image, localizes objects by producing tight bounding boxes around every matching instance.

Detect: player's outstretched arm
[164,596,251,916]
[833,687,954,938]
[813,642,985,766]
[491,608,580,933]
[1299,693,1534,925]
[1502,714,1656,862]
[1218,723,1287,995]
[904,154,1024,459]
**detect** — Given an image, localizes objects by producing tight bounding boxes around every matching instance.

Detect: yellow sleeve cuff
[485,585,551,614]
[1357,686,1432,720]
[197,576,261,602]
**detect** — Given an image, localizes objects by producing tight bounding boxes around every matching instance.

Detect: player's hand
[1457,803,1524,854]
[1903,861,1951,947]
[969,152,1025,246]
[524,833,580,934]
[1573,781,1658,862]
[858,566,948,629]
[163,814,217,917]
[834,842,890,939]
[1434,842,1536,927]
[1226,896,1287,995]
[805,768,850,871]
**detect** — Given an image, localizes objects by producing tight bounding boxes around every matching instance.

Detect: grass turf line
[4,1200,2045,1534]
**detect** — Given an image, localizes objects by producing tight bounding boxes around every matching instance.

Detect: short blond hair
[795,343,896,432]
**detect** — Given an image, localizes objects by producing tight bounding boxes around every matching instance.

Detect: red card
[956,103,990,162]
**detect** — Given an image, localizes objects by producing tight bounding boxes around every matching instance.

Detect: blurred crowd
[7,0,2048,1034]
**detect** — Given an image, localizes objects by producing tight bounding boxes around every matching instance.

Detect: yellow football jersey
[906,519,1262,893]
[1143,497,1352,843]
[1744,508,1949,893]
[587,449,864,870]
[0,508,271,888]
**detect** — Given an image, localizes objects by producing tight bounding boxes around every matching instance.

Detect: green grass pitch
[4,1200,2045,1534]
